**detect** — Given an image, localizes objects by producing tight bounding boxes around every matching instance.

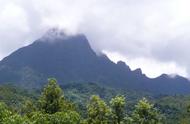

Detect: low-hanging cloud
[0,0,190,78]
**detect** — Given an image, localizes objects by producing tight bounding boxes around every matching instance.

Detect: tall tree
[132,98,163,124]
[38,78,64,114]
[87,95,111,124]
[110,95,126,124]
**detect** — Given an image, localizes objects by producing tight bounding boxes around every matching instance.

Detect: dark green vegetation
[0,30,190,94]
[0,79,190,123]
[0,78,164,124]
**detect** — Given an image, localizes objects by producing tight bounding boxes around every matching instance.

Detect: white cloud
[103,50,188,78]
[0,0,190,78]
[0,3,30,56]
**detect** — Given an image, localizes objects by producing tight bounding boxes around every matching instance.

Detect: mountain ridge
[0,29,190,94]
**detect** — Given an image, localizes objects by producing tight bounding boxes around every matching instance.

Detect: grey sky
[0,0,190,78]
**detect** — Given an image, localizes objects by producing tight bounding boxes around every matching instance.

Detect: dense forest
[0,78,189,124]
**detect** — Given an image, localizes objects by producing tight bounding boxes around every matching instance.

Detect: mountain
[0,29,190,94]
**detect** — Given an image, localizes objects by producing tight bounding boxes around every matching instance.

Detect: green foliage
[21,100,37,117]
[30,112,49,124]
[156,95,190,123]
[62,83,152,116]
[38,78,64,114]
[131,98,163,124]
[0,84,36,112]
[87,95,111,124]
[30,111,80,124]
[0,79,169,124]
[3,114,30,124]
[0,102,12,123]
[110,95,126,124]
[0,102,30,124]
[51,111,80,124]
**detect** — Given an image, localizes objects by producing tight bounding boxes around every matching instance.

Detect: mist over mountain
[0,29,190,94]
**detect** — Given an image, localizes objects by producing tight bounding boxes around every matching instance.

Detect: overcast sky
[0,0,190,78]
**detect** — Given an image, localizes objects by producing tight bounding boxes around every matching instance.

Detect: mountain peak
[42,28,67,40]
[133,68,142,75]
[41,28,84,42]
[117,61,131,71]
[39,28,90,48]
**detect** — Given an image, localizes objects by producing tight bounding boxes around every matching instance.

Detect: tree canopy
[0,78,164,124]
